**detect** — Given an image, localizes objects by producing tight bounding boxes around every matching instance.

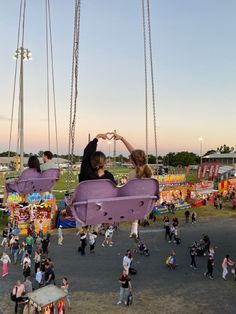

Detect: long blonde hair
[130,150,152,179]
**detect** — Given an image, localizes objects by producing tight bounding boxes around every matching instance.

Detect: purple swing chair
[69,178,159,225]
[6,169,60,195]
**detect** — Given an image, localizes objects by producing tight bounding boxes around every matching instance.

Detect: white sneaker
[117,301,122,305]
[102,244,105,247]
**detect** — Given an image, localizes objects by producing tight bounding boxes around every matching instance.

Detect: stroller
[135,240,150,256]
[192,240,208,256]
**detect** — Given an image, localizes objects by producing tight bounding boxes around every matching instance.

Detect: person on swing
[113,133,153,237]
[79,133,116,184]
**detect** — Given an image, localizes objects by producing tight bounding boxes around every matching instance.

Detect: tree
[163,151,199,167]
[217,145,234,153]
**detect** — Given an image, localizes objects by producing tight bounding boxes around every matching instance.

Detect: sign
[155,174,186,185]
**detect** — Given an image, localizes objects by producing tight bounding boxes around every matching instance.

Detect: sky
[0,0,235,157]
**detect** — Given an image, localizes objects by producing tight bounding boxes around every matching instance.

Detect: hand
[113,133,123,141]
[96,133,107,140]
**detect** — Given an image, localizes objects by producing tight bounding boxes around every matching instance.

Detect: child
[166,250,176,270]
[102,226,114,247]
[1,252,11,277]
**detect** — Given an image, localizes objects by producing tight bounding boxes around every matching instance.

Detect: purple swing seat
[70,178,159,225]
[6,169,60,195]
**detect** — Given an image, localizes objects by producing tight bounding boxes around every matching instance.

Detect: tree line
[0,144,234,167]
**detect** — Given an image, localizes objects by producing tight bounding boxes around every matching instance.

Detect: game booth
[187,181,218,207]
[7,192,57,235]
[5,169,60,235]
[152,174,191,215]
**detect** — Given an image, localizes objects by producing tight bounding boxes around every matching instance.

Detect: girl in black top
[79,133,116,184]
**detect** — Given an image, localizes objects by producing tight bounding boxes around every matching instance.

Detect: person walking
[117,270,132,305]
[44,262,55,285]
[1,251,11,277]
[25,234,34,256]
[12,280,25,314]
[58,225,63,245]
[204,252,214,279]
[222,254,234,280]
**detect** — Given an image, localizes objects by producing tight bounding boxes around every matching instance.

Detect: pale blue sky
[0,0,235,157]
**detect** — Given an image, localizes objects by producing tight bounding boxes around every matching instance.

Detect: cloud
[0,115,10,121]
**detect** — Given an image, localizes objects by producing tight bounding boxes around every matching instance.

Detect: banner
[208,164,215,180]
[213,163,220,178]
[202,164,209,178]
[197,165,202,179]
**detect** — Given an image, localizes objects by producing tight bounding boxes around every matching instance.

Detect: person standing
[222,254,234,280]
[123,250,133,275]
[204,253,214,279]
[190,244,197,269]
[88,230,97,253]
[34,250,41,274]
[42,235,50,255]
[23,261,31,281]
[184,210,190,223]
[24,276,33,294]
[117,270,132,305]
[1,251,11,277]
[1,227,8,247]
[44,262,55,285]
[25,234,34,256]
[12,280,25,314]
[58,225,63,245]
[191,212,197,224]
[61,277,71,309]
[79,232,87,256]
[12,237,20,264]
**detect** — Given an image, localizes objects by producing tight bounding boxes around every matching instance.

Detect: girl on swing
[79,133,116,184]
[114,133,153,237]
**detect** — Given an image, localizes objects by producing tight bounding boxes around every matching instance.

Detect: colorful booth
[7,191,56,235]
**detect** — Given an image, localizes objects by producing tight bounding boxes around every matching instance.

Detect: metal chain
[47,0,59,164]
[146,0,158,165]
[142,0,149,159]
[67,0,81,190]
[45,0,51,150]
[8,0,23,165]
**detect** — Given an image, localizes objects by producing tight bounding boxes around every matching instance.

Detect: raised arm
[114,133,134,153]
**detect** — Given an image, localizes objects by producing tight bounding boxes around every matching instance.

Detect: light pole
[14,47,32,172]
[108,140,111,165]
[199,137,203,165]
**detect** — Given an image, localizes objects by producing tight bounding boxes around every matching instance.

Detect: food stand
[25,285,68,314]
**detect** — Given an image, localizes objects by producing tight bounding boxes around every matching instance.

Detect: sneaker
[190,265,193,268]
[209,276,213,280]
[204,272,207,277]
[102,244,105,247]
[109,244,112,247]
[117,301,122,305]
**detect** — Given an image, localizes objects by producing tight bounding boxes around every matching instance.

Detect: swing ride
[4,0,159,235]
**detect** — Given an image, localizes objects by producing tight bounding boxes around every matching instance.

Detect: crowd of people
[1,133,236,312]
